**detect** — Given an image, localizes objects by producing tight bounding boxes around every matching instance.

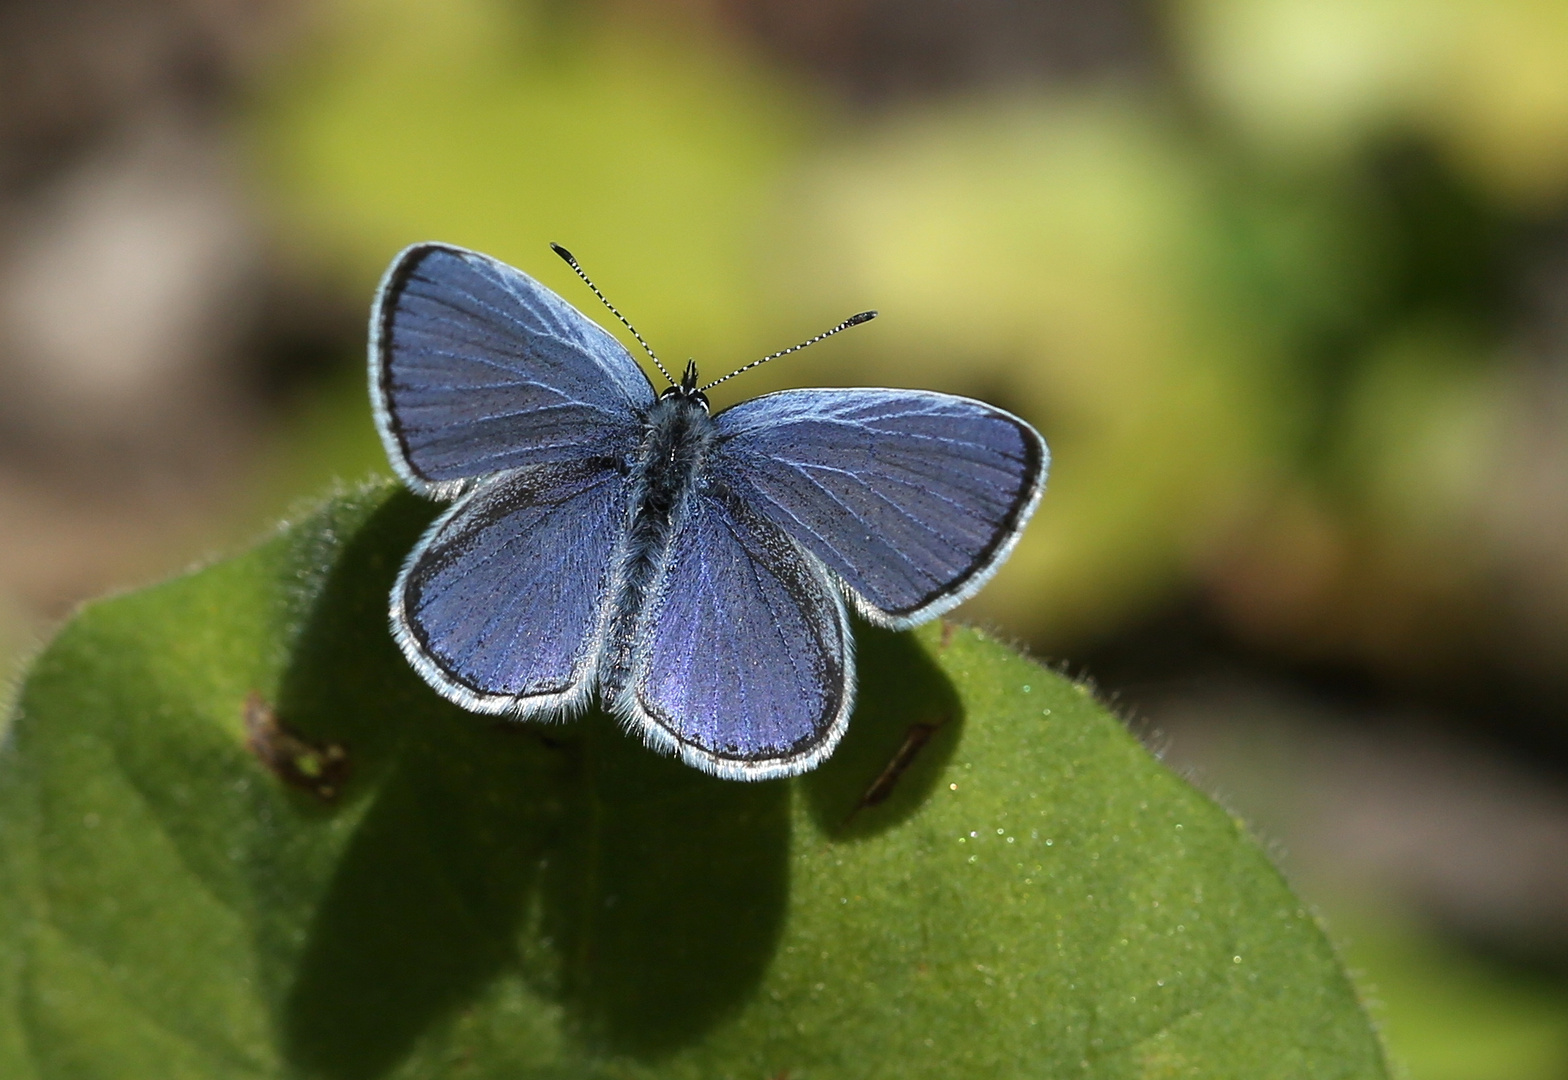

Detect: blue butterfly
[371,243,1048,780]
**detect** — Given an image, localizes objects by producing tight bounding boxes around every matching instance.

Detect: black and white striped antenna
[700,310,877,393]
[550,243,676,387]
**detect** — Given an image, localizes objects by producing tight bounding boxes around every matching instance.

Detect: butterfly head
[660,359,709,410]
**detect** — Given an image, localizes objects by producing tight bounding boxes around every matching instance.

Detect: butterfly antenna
[700,310,877,392]
[550,243,676,386]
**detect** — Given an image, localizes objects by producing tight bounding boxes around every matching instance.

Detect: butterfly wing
[711,388,1048,627]
[393,459,632,717]
[371,242,655,497]
[610,490,854,781]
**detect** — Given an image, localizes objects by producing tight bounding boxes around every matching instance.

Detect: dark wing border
[608,488,856,782]
[370,242,466,497]
[391,463,631,719]
[872,398,1047,625]
[714,388,1049,629]
[369,241,653,498]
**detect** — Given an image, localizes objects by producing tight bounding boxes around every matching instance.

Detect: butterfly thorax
[599,380,718,693]
[631,389,714,528]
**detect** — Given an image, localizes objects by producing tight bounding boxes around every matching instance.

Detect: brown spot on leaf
[244,691,350,801]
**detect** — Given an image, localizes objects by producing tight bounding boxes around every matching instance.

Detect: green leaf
[0,484,1387,1078]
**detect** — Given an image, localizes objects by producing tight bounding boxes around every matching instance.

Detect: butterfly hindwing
[712,388,1047,627]
[371,243,654,495]
[393,458,632,717]
[612,488,854,781]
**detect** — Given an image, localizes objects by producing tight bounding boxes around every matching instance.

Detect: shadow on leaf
[544,712,789,1057]
[275,489,789,1078]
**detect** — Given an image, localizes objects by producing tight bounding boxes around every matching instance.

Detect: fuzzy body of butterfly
[371,242,1048,780]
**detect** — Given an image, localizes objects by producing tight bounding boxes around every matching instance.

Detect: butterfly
[371,242,1048,780]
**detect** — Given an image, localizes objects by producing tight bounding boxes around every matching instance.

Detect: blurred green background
[3,0,1568,1074]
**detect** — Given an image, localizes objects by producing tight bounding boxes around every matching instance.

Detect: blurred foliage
[1340,910,1568,1080]
[250,0,815,360]
[1174,0,1568,207]
[0,484,1387,1077]
[247,0,1568,674]
[248,0,1306,647]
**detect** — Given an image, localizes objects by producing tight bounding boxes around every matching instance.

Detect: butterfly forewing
[372,243,654,494]
[614,489,854,781]
[711,388,1048,626]
[394,458,632,717]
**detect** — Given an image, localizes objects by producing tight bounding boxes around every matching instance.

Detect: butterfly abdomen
[597,394,717,698]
